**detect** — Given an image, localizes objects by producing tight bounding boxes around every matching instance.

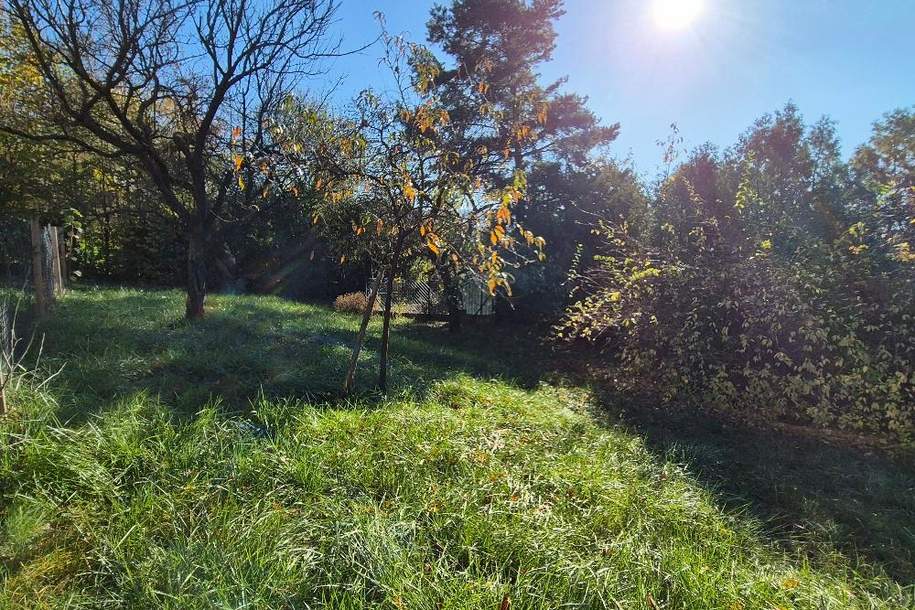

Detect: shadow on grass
[36,289,547,424]
[591,385,915,586]
[29,288,915,587]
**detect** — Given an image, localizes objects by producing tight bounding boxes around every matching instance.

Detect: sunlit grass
[0,288,912,608]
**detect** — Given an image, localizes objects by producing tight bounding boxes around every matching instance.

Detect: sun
[652,0,705,31]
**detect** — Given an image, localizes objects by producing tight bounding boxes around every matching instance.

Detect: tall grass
[1,288,912,608]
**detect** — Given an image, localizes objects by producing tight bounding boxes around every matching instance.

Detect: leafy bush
[334,291,368,314]
[558,217,914,442]
[558,107,915,443]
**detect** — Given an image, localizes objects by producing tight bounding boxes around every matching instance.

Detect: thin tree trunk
[48,226,63,296]
[438,262,463,333]
[185,230,208,319]
[343,270,383,396]
[0,383,6,416]
[378,243,403,393]
[30,218,48,318]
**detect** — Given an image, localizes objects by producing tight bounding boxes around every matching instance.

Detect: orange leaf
[233,154,243,172]
[427,239,440,256]
[376,218,384,235]
[404,182,417,202]
[537,103,548,125]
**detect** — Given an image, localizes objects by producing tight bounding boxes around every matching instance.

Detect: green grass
[1,287,913,609]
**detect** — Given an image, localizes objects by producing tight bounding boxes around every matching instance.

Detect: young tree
[5,0,340,318]
[282,33,544,394]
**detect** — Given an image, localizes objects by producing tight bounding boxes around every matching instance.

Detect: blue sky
[324,0,915,174]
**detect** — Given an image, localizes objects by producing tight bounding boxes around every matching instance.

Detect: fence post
[49,226,64,295]
[30,218,49,318]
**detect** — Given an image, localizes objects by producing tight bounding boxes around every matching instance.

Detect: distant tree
[424,0,619,326]
[5,0,340,318]
[851,107,915,265]
[513,159,648,316]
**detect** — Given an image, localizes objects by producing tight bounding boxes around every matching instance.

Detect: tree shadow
[590,385,915,586]
[35,290,547,425]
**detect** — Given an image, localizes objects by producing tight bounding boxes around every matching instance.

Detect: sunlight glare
[652,0,705,31]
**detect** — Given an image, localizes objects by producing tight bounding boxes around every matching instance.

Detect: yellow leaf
[490,224,506,245]
[536,103,548,125]
[233,155,243,172]
[404,182,417,202]
[237,176,245,190]
[427,239,440,256]
[487,278,498,294]
[419,225,427,237]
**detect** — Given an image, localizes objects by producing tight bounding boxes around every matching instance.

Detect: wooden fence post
[30,218,49,317]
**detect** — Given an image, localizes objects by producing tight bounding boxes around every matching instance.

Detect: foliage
[333,291,368,314]
[558,106,915,442]
[6,0,341,318]
[0,287,912,608]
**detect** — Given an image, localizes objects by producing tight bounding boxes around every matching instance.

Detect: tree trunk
[378,243,403,393]
[0,383,6,416]
[185,231,208,319]
[30,218,49,318]
[438,262,463,333]
[48,226,63,296]
[343,270,384,396]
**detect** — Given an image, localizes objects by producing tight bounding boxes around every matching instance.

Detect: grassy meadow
[1,288,913,609]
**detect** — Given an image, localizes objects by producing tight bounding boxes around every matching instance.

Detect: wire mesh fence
[373,276,493,316]
[0,216,66,312]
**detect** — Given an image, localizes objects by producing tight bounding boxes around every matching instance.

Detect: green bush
[558,219,915,442]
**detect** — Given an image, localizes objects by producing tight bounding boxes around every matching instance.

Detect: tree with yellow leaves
[278,30,546,394]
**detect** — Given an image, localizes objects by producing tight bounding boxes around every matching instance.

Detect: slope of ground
[1,288,913,609]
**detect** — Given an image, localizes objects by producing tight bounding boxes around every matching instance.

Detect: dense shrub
[558,107,915,442]
[334,291,368,314]
[558,221,914,441]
